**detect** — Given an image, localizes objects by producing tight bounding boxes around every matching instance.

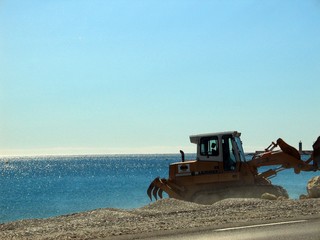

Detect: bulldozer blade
[313,136,320,169]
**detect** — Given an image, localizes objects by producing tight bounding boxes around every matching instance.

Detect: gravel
[1,198,320,240]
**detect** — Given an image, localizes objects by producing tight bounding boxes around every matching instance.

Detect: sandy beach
[1,197,320,239]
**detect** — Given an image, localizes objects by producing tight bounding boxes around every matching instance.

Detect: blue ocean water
[0,154,318,223]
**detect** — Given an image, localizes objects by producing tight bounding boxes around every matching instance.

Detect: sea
[0,154,318,223]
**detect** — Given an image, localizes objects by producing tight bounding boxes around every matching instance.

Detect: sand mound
[138,198,204,213]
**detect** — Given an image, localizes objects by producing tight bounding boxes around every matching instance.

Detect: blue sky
[1,0,319,156]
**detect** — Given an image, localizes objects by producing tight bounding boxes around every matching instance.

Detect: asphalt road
[154,216,320,240]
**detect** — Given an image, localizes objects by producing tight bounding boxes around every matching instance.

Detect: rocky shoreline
[1,198,320,240]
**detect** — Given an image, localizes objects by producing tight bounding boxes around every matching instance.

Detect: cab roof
[189,131,241,144]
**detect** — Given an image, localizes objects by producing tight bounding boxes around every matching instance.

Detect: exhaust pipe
[180,150,185,162]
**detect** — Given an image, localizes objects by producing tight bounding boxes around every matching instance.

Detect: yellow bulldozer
[147,131,320,204]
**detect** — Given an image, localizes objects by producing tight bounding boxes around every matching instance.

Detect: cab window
[222,135,237,171]
[235,137,246,162]
[200,137,219,156]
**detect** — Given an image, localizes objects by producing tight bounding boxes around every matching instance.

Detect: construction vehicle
[147,131,320,204]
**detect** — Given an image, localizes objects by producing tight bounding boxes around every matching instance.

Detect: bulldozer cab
[190,131,246,171]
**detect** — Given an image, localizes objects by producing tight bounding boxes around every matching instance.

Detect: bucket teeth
[147,177,166,201]
[158,188,163,199]
[147,177,160,201]
[147,182,154,201]
[152,186,159,200]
